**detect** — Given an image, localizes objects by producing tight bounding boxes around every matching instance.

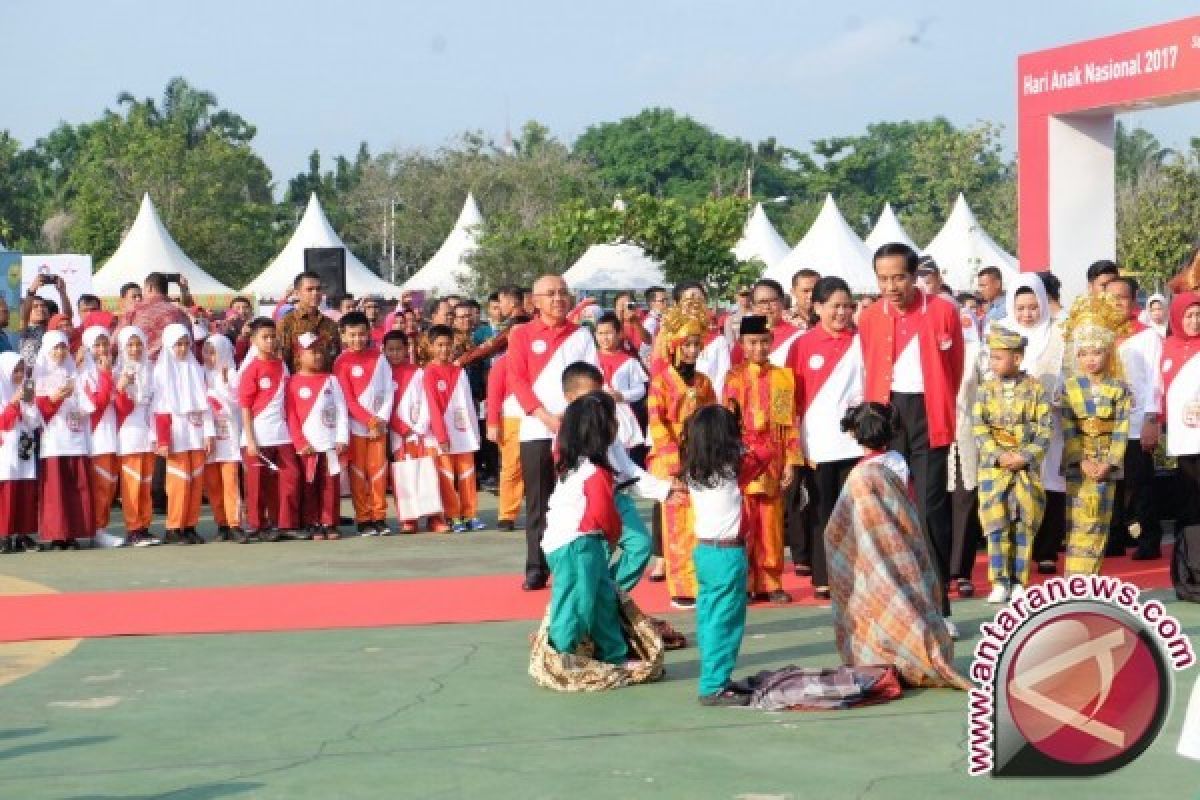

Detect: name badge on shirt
[321,404,337,429]
[453,409,468,431]
[1185,400,1200,429]
[187,412,204,428]
[215,418,231,440]
[66,410,85,433]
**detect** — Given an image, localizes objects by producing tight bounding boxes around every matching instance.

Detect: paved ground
[1,493,1198,799]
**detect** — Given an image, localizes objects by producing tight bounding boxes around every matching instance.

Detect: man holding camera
[123,273,190,360]
[20,272,74,366]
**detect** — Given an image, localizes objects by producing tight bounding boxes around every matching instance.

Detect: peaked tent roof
[243,194,399,299]
[401,193,483,295]
[562,242,666,291]
[765,194,876,294]
[921,193,1019,293]
[733,203,791,269]
[864,202,918,254]
[92,193,233,296]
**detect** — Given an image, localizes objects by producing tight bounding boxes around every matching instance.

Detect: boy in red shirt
[333,312,394,536]
[422,325,482,532]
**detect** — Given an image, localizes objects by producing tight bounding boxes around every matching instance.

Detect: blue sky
[5,1,1197,188]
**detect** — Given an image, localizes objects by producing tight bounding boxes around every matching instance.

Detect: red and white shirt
[598,350,648,449]
[237,357,290,447]
[787,326,865,464]
[286,373,348,456]
[333,348,394,438]
[541,461,621,554]
[507,317,598,442]
[389,363,428,454]
[422,362,480,455]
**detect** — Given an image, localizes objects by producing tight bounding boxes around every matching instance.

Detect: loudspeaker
[304,247,347,301]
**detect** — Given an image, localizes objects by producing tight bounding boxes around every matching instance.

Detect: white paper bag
[392,456,443,520]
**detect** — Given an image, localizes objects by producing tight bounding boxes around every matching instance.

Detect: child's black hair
[681,405,743,489]
[382,330,409,347]
[555,390,616,479]
[595,311,621,332]
[426,324,454,342]
[840,402,895,451]
[561,360,603,395]
[248,316,276,334]
[338,311,370,332]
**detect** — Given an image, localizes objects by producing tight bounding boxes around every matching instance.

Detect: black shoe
[497,520,515,532]
[66,539,80,550]
[216,526,232,542]
[375,521,393,537]
[813,586,831,600]
[236,528,253,544]
[957,580,975,599]
[1,537,13,554]
[670,596,696,610]
[522,573,548,591]
[794,564,812,577]
[767,589,792,605]
[698,688,751,707]
[1037,560,1057,575]
[185,528,204,545]
[163,529,183,545]
[18,534,38,552]
[1131,546,1162,561]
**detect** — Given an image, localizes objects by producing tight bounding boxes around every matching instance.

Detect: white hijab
[0,351,23,407]
[78,326,111,388]
[153,323,207,415]
[1139,293,1168,337]
[204,334,238,393]
[32,330,75,394]
[1003,273,1053,369]
[116,326,151,404]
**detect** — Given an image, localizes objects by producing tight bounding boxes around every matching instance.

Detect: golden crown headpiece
[1061,294,1131,354]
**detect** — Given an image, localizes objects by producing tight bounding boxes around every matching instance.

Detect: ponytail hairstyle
[555,390,617,479]
[840,402,896,451]
[681,405,744,489]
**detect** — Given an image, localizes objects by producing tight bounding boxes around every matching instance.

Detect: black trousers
[520,439,554,578]
[1033,490,1067,564]
[651,501,663,558]
[949,457,981,580]
[1109,440,1162,552]
[890,392,952,616]
[785,467,815,570]
[476,419,498,483]
[810,458,857,587]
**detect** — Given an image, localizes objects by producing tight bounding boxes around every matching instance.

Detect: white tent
[765,194,876,294]
[244,193,398,300]
[92,193,233,297]
[401,193,483,295]
[562,242,666,291]
[733,203,791,269]
[921,193,1019,293]
[864,202,918,254]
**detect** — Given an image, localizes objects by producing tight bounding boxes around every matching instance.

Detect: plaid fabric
[971,373,1052,586]
[1060,376,1131,575]
[735,664,903,711]
[825,461,969,689]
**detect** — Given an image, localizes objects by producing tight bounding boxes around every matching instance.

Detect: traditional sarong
[825,461,969,689]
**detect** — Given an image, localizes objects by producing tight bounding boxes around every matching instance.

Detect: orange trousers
[349,434,389,523]
[430,448,477,520]
[662,494,697,599]
[743,493,785,594]
[90,453,119,531]
[166,450,206,530]
[120,452,155,533]
[205,462,241,528]
[497,417,524,523]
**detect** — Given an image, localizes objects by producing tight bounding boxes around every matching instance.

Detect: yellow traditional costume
[646,300,716,601]
[1059,295,1132,576]
[971,326,1052,588]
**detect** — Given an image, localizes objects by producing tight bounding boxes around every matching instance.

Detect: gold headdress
[1061,294,1130,379]
[986,325,1026,352]
[654,298,709,365]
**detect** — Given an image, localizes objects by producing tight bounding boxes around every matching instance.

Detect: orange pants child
[430,448,478,520]
[497,417,524,523]
[90,453,119,531]
[205,461,241,529]
[349,434,388,524]
[166,450,206,530]
[743,493,785,595]
[120,452,155,533]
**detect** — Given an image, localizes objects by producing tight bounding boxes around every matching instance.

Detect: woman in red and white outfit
[786,276,864,599]
[1160,291,1200,601]
[34,330,94,549]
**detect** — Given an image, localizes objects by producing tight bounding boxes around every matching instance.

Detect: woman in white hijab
[33,330,94,549]
[202,333,243,540]
[153,323,214,545]
[1140,293,1168,337]
[0,351,41,553]
[1004,273,1068,575]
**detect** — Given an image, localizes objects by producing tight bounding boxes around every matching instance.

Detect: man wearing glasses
[643,286,668,338]
[507,275,598,590]
[732,278,804,367]
[277,272,340,372]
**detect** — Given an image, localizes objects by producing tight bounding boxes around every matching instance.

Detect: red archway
[1018,16,1200,299]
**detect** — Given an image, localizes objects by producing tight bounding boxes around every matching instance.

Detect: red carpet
[0,554,1172,643]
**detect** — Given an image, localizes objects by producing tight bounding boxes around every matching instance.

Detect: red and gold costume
[722,360,804,594]
[646,302,716,600]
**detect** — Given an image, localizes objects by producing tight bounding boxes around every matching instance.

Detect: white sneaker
[1010,584,1027,601]
[944,618,960,640]
[986,584,1010,604]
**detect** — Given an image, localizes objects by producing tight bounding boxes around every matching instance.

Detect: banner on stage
[22,254,94,326]
[0,251,21,328]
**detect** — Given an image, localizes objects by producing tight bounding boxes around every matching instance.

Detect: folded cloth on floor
[730,664,903,711]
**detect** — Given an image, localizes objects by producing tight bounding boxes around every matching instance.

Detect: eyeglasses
[753,296,783,307]
[536,289,571,298]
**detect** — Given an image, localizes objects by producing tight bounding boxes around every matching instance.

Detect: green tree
[1118,146,1200,289]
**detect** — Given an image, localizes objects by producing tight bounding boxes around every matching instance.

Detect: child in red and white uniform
[202,334,243,541]
[383,331,428,533]
[286,332,349,539]
[79,326,120,546]
[333,312,394,536]
[0,352,41,554]
[114,326,158,546]
[594,312,648,450]
[238,317,301,542]
[33,330,94,549]
[422,325,482,532]
[154,324,215,545]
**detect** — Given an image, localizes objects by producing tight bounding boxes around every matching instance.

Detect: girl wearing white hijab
[33,330,94,549]
[1003,273,1068,575]
[153,323,214,545]
[114,326,158,546]
[1139,293,1168,337]
[79,325,121,545]
[202,334,243,540]
[0,352,41,553]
